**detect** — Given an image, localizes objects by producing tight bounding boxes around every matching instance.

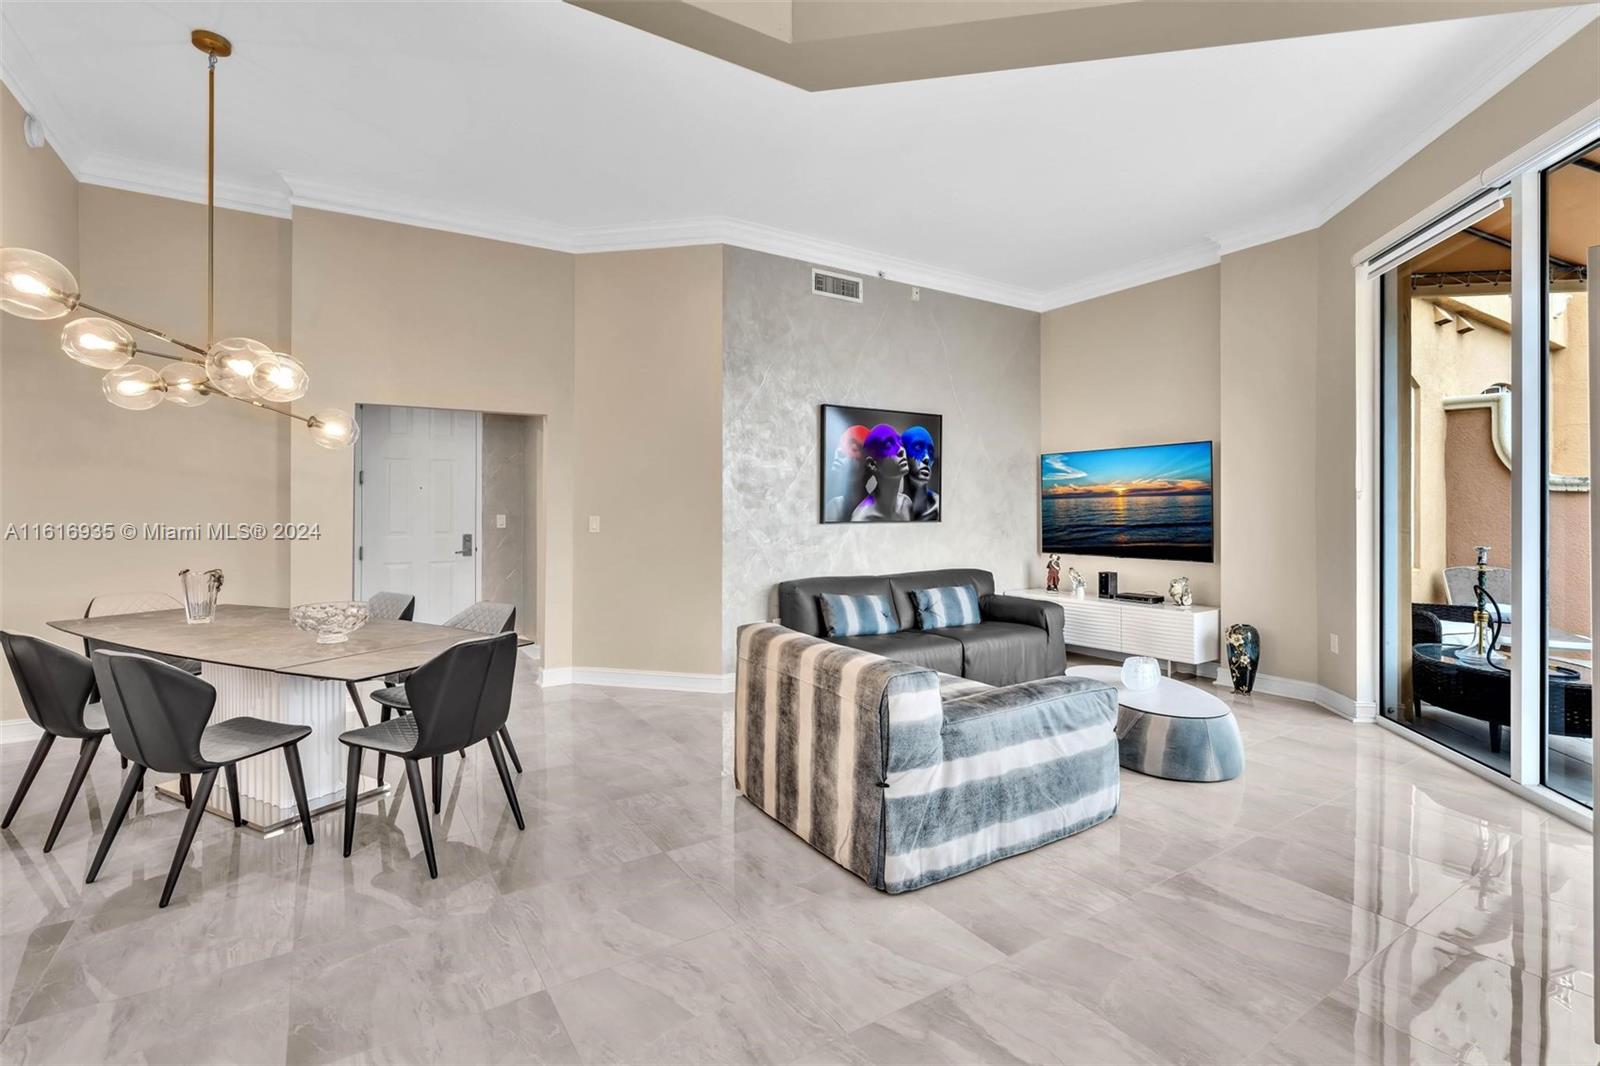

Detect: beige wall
[1314,20,1600,700]
[1219,233,1321,685]
[286,208,577,668]
[573,247,724,675]
[1040,266,1222,606]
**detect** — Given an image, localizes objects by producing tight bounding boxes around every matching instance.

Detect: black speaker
[1098,571,1118,599]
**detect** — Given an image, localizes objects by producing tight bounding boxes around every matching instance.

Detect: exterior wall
[573,246,724,676]
[721,246,1040,670]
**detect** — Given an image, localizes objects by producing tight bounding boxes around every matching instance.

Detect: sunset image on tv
[1041,441,1214,562]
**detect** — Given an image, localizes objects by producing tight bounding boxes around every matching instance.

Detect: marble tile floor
[0,659,1594,1065]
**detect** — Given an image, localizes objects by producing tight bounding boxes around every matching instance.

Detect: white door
[356,405,480,624]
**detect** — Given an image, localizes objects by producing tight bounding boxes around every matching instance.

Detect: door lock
[456,533,474,557]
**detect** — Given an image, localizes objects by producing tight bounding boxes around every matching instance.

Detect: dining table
[49,604,533,833]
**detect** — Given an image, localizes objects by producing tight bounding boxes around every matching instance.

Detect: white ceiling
[2,2,1594,310]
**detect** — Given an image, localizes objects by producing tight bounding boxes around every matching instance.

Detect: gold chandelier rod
[192,29,231,347]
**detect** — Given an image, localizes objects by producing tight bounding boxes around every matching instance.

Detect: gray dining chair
[0,633,113,852]
[88,650,316,908]
[343,591,419,729]
[340,632,522,878]
[368,602,523,784]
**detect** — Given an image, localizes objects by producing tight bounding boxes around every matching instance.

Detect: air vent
[811,268,862,303]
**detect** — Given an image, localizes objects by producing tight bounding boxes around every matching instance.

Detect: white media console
[1008,588,1220,668]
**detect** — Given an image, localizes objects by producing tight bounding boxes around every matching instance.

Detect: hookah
[1455,545,1506,669]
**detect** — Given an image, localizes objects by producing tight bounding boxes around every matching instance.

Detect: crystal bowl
[290,601,370,644]
[1120,656,1161,691]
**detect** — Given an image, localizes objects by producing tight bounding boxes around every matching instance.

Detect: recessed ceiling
[2,2,1594,310]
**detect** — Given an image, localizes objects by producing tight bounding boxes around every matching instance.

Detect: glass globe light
[159,362,211,408]
[204,337,273,399]
[0,247,80,319]
[250,352,309,402]
[61,317,135,369]
[102,365,165,411]
[306,408,358,449]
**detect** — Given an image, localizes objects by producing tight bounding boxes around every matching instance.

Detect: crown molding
[1035,240,1222,311]
[76,153,293,218]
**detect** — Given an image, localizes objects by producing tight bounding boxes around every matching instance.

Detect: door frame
[350,403,485,612]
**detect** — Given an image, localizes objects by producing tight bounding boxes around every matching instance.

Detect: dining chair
[0,633,112,852]
[84,591,203,799]
[343,591,418,729]
[87,650,316,908]
[340,631,522,878]
[368,601,523,784]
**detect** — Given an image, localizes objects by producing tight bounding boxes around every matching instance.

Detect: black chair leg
[431,756,443,815]
[487,733,525,832]
[179,774,192,809]
[284,742,314,845]
[498,727,523,774]
[376,707,391,785]
[44,735,102,853]
[224,764,243,827]
[404,759,438,879]
[120,755,128,770]
[1,733,55,829]
[87,764,145,883]
[342,746,362,857]
[160,769,217,908]
[345,681,370,728]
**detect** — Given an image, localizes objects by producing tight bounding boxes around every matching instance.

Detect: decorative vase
[1121,656,1161,691]
[1225,623,1260,693]
[1168,576,1192,607]
[178,568,224,624]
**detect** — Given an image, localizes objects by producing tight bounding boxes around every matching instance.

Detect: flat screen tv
[1041,441,1214,562]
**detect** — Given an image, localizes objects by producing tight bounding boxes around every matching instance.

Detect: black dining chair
[88,650,317,908]
[343,591,418,728]
[368,601,523,784]
[0,633,114,852]
[339,631,522,879]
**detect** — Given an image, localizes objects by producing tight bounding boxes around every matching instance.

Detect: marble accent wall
[481,413,531,630]
[721,247,1041,668]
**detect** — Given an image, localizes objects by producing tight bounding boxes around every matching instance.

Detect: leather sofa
[776,567,1065,686]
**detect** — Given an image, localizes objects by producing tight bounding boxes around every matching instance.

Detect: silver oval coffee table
[1066,665,1244,782]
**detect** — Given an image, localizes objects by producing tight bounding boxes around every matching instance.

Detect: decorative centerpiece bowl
[1120,655,1161,691]
[290,601,370,644]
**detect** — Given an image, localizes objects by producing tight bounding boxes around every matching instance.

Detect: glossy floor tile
[0,660,1593,1064]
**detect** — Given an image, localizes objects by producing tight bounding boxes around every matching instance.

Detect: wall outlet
[496,513,507,529]
[1329,633,1340,655]
[911,286,921,302]
[588,515,600,534]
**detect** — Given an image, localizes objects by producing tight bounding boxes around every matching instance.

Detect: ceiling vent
[812,268,862,303]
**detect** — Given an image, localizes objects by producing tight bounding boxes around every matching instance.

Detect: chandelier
[0,29,357,449]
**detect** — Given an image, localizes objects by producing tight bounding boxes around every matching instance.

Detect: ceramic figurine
[1066,567,1085,595]
[1045,555,1061,593]
[1225,622,1260,693]
[1168,576,1192,608]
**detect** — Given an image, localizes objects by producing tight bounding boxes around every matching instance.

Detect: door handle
[455,533,474,557]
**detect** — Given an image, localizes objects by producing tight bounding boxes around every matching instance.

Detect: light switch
[588,515,600,534]
[496,513,507,529]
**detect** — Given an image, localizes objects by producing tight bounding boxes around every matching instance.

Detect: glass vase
[178,568,224,624]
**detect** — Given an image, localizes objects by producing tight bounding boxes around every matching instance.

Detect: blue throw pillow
[912,585,981,630]
[818,592,899,637]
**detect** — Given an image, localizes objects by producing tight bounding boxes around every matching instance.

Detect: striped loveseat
[735,622,1120,893]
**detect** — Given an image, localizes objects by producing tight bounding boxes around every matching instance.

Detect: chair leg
[376,707,391,785]
[44,736,102,853]
[120,755,128,770]
[404,759,438,879]
[431,756,443,815]
[87,763,145,883]
[179,774,192,809]
[224,764,243,828]
[160,769,217,908]
[283,742,314,846]
[486,733,525,832]
[498,727,523,774]
[1,733,55,829]
[342,746,362,858]
[345,681,370,728]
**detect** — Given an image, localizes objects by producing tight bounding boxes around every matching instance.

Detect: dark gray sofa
[776,568,1065,686]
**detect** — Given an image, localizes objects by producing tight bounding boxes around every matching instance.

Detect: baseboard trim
[0,718,42,746]
[1194,662,1374,721]
[542,667,735,693]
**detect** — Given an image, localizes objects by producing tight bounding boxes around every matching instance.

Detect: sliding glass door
[1378,135,1598,812]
